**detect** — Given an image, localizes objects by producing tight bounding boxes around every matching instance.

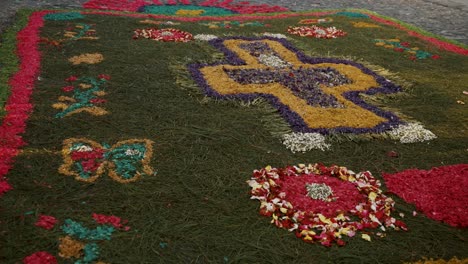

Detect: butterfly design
[59,138,154,183]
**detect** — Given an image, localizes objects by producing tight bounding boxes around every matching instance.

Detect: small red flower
[35,215,57,230]
[92,213,130,230]
[65,75,78,82]
[98,74,111,80]
[23,251,57,264]
[90,98,107,104]
[394,48,404,52]
[400,42,411,47]
[431,54,441,60]
[61,86,74,92]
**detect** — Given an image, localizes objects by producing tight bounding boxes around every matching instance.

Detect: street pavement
[0,0,467,44]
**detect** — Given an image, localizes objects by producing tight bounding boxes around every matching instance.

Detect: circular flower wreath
[247,164,407,246]
[287,25,347,39]
[133,28,193,42]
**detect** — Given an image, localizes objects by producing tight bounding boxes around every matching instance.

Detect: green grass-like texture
[1,9,467,263]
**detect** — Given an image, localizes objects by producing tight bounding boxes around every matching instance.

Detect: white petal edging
[258,54,291,68]
[282,132,331,153]
[193,34,218,41]
[262,32,288,39]
[387,123,437,143]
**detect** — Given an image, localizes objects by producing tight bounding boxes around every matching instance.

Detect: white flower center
[306,183,333,201]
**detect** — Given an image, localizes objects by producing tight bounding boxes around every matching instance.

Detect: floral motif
[23,251,57,264]
[53,74,109,118]
[189,37,403,134]
[58,236,85,259]
[247,164,407,246]
[35,215,58,230]
[64,23,98,40]
[175,9,206,16]
[68,53,104,65]
[133,28,193,42]
[374,39,440,60]
[92,213,130,230]
[351,21,380,28]
[57,215,131,263]
[59,138,155,183]
[383,164,468,227]
[288,26,347,39]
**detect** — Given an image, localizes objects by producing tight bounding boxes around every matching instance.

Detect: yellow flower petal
[361,234,371,241]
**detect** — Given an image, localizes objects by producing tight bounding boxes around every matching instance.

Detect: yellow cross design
[196,38,400,131]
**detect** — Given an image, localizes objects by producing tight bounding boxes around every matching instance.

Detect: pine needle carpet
[0,2,467,263]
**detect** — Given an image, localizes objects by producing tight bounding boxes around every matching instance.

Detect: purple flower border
[188,36,403,134]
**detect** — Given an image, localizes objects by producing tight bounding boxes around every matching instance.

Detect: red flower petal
[23,251,57,264]
[383,164,468,227]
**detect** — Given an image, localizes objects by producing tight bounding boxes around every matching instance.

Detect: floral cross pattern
[52,74,110,118]
[59,138,155,183]
[189,37,403,134]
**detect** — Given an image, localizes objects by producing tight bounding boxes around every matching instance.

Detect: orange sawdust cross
[193,38,401,132]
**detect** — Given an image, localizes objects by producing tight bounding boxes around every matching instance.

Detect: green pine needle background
[0,10,467,263]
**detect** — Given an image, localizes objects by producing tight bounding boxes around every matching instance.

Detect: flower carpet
[0,1,467,263]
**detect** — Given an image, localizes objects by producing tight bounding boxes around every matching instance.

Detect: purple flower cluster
[188,36,403,134]
[224,66,349,108]
[239,41,276,57]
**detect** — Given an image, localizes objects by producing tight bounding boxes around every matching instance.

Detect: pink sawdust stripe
[219,0,234,6]
[368,14,468,55]
[199,0,219,6]
[83,10,335,21]
[179,0,191,4]
[152,0,163,5]
[83,0,152,12]
[0,11,50,196]
[167,0,177,5]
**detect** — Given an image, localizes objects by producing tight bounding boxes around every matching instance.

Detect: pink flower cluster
[133,28,193,42]
[384,164,468,227]
[287,25,347,39]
